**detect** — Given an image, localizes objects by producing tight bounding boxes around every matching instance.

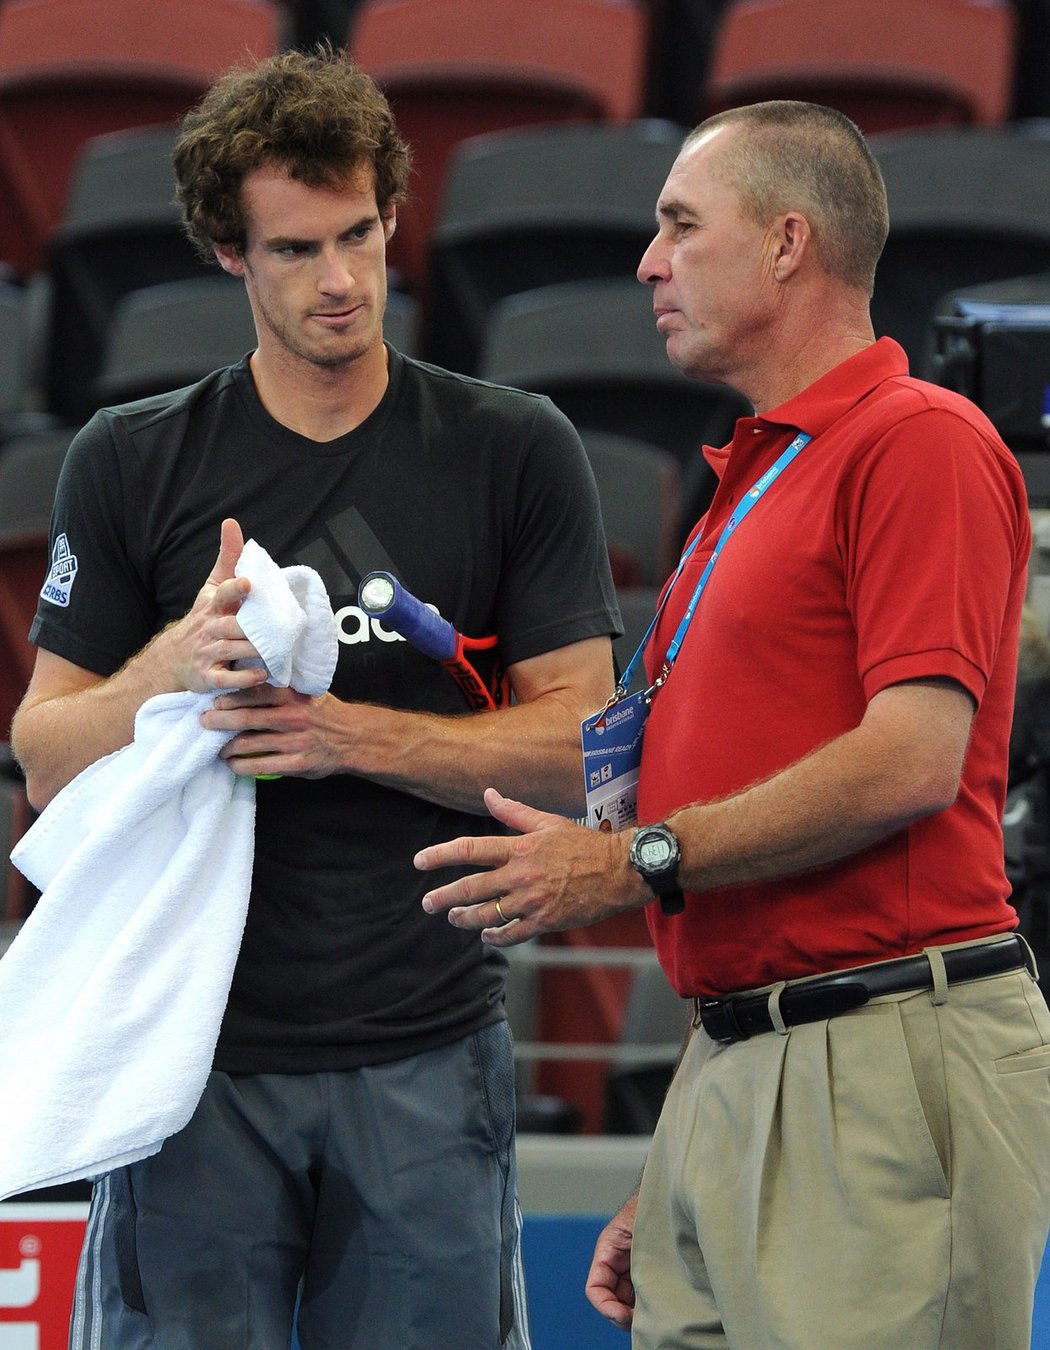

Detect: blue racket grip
[358,571,457,661]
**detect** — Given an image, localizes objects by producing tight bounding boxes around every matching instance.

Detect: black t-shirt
[31,348,620,1071]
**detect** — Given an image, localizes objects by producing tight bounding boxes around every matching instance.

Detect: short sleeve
[493,396,621,666]
[29,413,156,675]
[841,407,1028,706]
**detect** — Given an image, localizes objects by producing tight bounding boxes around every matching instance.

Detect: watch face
[638,836,674,869]
[631,824,683,911]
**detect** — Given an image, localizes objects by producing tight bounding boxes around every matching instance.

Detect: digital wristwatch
[628,822,685,915]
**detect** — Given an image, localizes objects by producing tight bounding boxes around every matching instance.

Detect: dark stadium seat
[92,277,257,408]
[423,119,686,375]
[0,426,74,741]
[578,431,681,589]
[870,125,1050,374]
[42,125,218,420]
[478,278,749,529]
[349,0,650,294]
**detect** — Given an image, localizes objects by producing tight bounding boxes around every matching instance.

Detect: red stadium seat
[0,0,282,275]
[704,0,1016,135]
[349,0,650,293]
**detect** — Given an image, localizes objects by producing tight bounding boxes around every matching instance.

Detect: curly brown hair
[173,45,411,261]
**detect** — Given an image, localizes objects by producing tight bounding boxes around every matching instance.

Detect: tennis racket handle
[358,570,457,661]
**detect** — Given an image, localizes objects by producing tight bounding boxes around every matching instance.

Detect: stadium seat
[0,426,73,739]
[870,126,1050,374]
[349,0,650,293]
[92,277,257,408]
[423,119,686,375]
[478,278,749,522]
[61,123,182,228]
[578,432,681,589]
[94,277,424,406]
[42,125,218,421]
[0,0,281,276]
[704,0,1016,135]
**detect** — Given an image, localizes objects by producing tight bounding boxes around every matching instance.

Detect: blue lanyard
[617,431,813,696]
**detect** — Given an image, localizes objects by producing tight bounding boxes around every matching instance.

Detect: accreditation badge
[580,689,650,832]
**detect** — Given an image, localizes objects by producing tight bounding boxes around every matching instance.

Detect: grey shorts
[69,1021,531,1349]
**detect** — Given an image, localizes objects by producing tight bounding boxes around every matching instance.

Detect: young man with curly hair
[13,47,619,1350]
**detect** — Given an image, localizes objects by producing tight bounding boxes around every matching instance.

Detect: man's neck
[248,341,390,442]
[752,281,879,412]
[746,328,876,416]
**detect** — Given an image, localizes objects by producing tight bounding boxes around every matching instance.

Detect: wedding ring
[494,897,511,926]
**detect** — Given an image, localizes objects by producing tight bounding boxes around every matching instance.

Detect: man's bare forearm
[209,636,617,816]
[414,680,978,946]
[325,693,593,816]
[669,681,974,895]
[13,645,161,805]
[13,520,267,808]
[12,627,203,808]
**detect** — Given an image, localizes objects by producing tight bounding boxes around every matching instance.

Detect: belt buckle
[696,996,751,1044]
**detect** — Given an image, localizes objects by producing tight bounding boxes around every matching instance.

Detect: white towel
[0,539,337,1200]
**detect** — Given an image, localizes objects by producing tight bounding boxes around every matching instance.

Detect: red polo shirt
[639,339,1031,997]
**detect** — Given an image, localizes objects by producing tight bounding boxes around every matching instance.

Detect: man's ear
[213,242,246,278]
[772,210,811,281]
[383,208,397,242]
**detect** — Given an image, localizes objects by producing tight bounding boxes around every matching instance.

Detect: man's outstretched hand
[416,787,647,946]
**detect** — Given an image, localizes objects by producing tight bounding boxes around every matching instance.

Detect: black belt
[694,935,1031,1044]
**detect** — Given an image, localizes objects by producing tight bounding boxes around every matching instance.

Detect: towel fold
[0,540,337,1200]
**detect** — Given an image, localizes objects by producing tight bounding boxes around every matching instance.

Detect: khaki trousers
[631,959,1050,1350]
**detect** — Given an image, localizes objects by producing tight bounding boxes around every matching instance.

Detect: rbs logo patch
[39,535,78,608]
